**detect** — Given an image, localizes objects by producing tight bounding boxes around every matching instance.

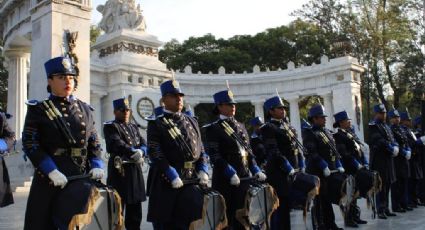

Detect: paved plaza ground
[1,190,425,230]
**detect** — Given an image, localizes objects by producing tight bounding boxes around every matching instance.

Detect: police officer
[333,111,368,227]
[146,80,209,229]
[22,56,104,229]
[401,112,425,208]
[104,97,147,230]
[0,112,16,208]
[413,116,425,204]
[204,89,266,229]
[388,108,411,213]
[368,104,397,219]
[260,95,305,230]
[249,116,267,168]
[303,104,344,230]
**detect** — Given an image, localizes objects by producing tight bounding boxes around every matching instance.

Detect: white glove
[405,150,412,160]
[300,168,306,173]
[255,171,267,181]
[289,168,296,176]
[420,136,425,145]
[323,167,331,177]
[392,146,399,157]
[48,169,68,189]
[131,149,144,164]
[171,177,184,189]
[90,168,104,179]
[357,164,364,170]
[338,167,345,173]
[198,171,209,185]
[230,174,240,186]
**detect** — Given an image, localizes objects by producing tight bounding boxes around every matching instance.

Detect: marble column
[5,50,30,140]
[287,97,301,139]
[322,92,334,130]
[252,100,264,120]
[90,92,104,137]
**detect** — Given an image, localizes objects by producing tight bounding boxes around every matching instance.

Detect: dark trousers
[270,196,290,230]
[377,180,392,213]
[152,222,189,230]
[124,202,142,230]
[408,178,419,205]
[24,173,60,230]
[312,178,336,230]
[391,178,408,210]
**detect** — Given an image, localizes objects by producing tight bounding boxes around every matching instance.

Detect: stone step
[15,186,30,193]
[14,177,33,193]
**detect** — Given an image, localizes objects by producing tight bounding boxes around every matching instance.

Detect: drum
[236,182,279,229]
[189,188,228,230]
[355,168,381,198]
[290,172,320,208]
[327,172,348,205]
[63,182,124,230]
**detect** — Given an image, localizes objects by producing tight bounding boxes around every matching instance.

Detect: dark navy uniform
[146,80,208,229]
[104,98,147,230]
[249,117,267,168]
[333,111,368,175]
[333,111,368,226]
[22,57,104,230]
[261,96,305,230]
[0,112,16,208]
[400,112,424,207]
[413,117,425,204]
[205,90,264,230]
[388,109,411,212]
[303,105,343,230]
[368,104,397,218]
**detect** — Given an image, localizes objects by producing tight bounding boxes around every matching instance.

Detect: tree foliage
[159,20,334,74]
[0,39,8,110]
[294,0,424,116]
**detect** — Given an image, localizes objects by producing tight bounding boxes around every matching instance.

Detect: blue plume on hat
[333,110,351,123]
[373,104,387,113]
[264,96,287,111]
[413,116,421,127]
[160,80,184,96]
[213,90,236,104]
[113,97,130,110]
[250,116,264,127]
[388,108,400,118]
[44,56,76,77]
[308,104,327,118]
[400,111,411,121]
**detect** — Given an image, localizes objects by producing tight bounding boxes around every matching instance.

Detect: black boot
[352,205,367,224]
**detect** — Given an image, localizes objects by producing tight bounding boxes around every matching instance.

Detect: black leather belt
[53,148,87,157]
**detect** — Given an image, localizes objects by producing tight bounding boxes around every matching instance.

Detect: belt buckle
[294,149,298,156]
[71,148,81,157]
[331,156,336,162]
[184,161,193,169]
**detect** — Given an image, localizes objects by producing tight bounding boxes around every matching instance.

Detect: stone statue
[97,0,147,33]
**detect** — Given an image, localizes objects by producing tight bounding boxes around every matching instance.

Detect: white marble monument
[90,0,171,137]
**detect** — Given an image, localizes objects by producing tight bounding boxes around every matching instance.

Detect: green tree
[90,25,102,46]
[0,39,8,110]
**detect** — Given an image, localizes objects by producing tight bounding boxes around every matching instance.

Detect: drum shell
[355,169,377,198]
[289,172,320,207]
[190,188,227,230]
[82,186,123,230]
[327,172,347,204]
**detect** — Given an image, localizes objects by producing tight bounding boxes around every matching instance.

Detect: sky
[91,0,311,43]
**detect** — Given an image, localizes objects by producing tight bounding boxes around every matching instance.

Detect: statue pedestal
[91,29,171,138]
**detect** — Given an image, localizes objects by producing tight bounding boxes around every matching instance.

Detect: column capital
[3,49,31,58]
